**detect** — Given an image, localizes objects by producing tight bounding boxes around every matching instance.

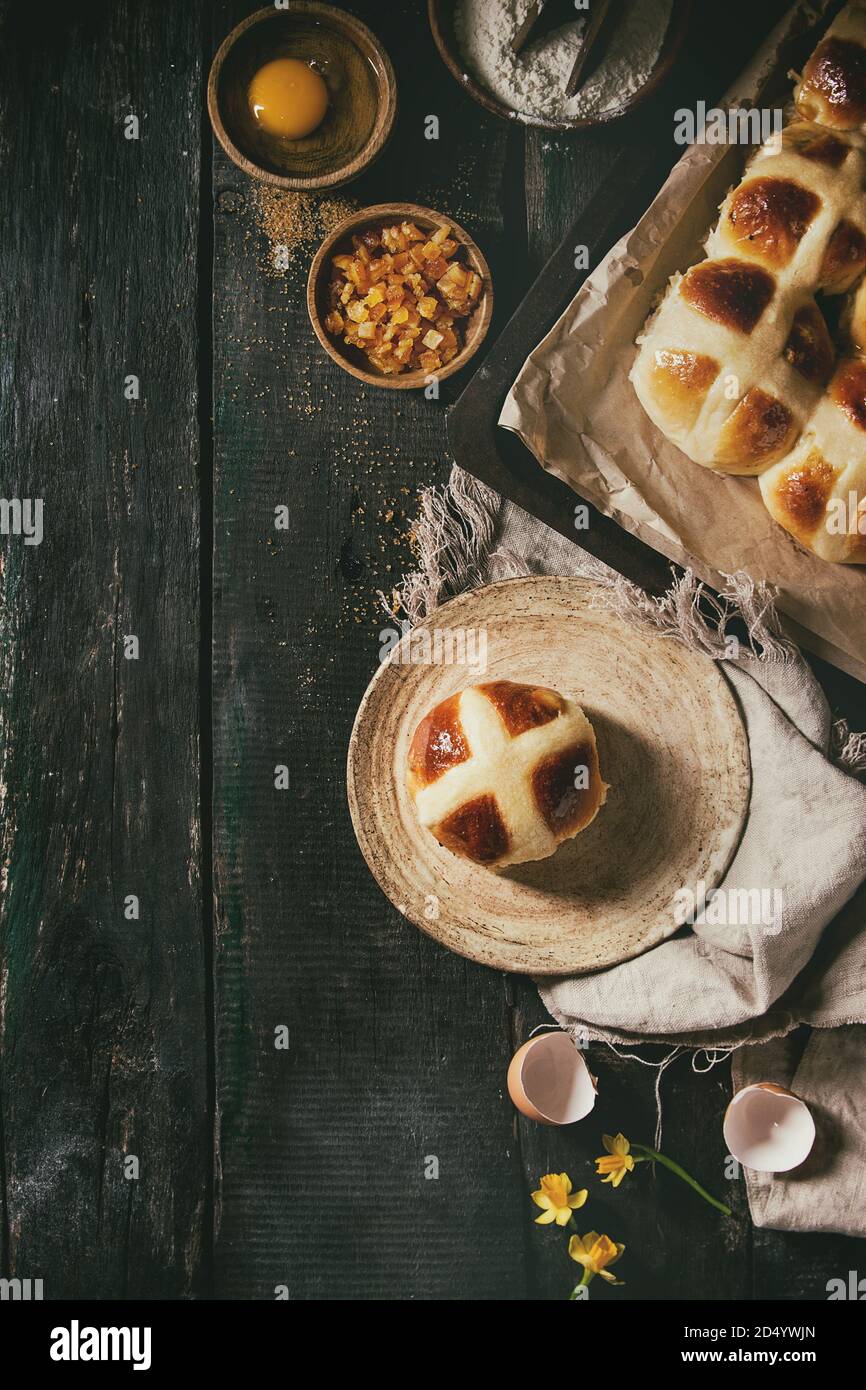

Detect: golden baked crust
[715,388,797,473]
[437,793,510,864]
[783,302,835,385]
[679,259,776,335]
[760,357,866,562]
[407,691,469,789]
[647,350,720,431]
[478,680,562,735]
[818,218,866,291]
[829,353,866,427]
[781,121,850,166]
[724,177,822,269]
[797,37,866,129]
[531,739,602,838]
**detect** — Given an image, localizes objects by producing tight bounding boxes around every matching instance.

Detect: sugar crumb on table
[250,185,358,278]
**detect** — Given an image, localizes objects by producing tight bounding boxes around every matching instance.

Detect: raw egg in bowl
[208,3,397,190]
[248,57,330,140]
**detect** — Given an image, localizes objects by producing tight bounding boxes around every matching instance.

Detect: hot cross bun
[631,1,866,563]
[406,681,607,868]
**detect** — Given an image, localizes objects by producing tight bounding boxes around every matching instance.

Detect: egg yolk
[248,57,328,139]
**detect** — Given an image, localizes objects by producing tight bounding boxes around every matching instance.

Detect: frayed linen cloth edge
[393,466,866,779]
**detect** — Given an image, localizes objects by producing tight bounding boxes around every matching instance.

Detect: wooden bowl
[428,0,693,132]
[208,3,397,190]
[347,576,750,976]
[307,202,494,391]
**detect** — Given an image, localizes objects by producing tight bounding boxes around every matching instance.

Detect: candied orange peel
[324,220,484,376]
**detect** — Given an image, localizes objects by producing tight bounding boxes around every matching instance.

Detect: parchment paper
[500,0,866,683]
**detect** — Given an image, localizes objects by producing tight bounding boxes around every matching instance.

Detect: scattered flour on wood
[454,0,672,122]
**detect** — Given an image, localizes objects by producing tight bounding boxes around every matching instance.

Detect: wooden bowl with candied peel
[307,202,493,389]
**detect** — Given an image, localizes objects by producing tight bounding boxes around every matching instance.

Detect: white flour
[454,0,673,122]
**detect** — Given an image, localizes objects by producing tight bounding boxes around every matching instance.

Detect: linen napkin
[399,466,866,1236]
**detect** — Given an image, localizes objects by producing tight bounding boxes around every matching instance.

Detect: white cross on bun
[631,0,866,563]
[406,681,607,869]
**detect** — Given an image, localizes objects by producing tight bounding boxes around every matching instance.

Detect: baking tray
[449,1,866,695]
[448,144,675,599]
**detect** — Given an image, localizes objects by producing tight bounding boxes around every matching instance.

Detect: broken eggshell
[723,1081,816,1173]
[507,1031,597,1125]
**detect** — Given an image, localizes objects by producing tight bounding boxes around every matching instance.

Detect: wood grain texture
[210,0,535,1301]
[0,0,862,1304]
[0,0,207,1298]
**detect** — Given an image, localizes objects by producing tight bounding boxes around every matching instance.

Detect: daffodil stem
[569,1269,594,1299]
[632,1143,731,1217]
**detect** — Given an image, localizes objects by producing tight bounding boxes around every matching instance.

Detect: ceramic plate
[347,576,750,975]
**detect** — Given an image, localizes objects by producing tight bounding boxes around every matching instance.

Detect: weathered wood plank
[6,0,855,1304]
[210,0,542,1300]
[0,0,207,1298]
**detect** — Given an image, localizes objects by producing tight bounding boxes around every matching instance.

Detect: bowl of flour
[428,0,690,130]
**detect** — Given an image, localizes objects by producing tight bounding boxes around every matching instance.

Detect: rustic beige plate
[347,576,751,976]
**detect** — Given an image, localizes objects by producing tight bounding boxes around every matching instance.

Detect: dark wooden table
[1,0,864,1301]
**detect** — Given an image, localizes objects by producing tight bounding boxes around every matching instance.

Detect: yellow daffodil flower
[531,1172,588,1226]
[593,1131,732,1216]
[595,1132,636,1187]
[568,1231,625,1285]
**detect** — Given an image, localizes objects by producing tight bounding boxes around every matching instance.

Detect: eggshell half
[507,1032,597,1125]
[723,1081,816,1173]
